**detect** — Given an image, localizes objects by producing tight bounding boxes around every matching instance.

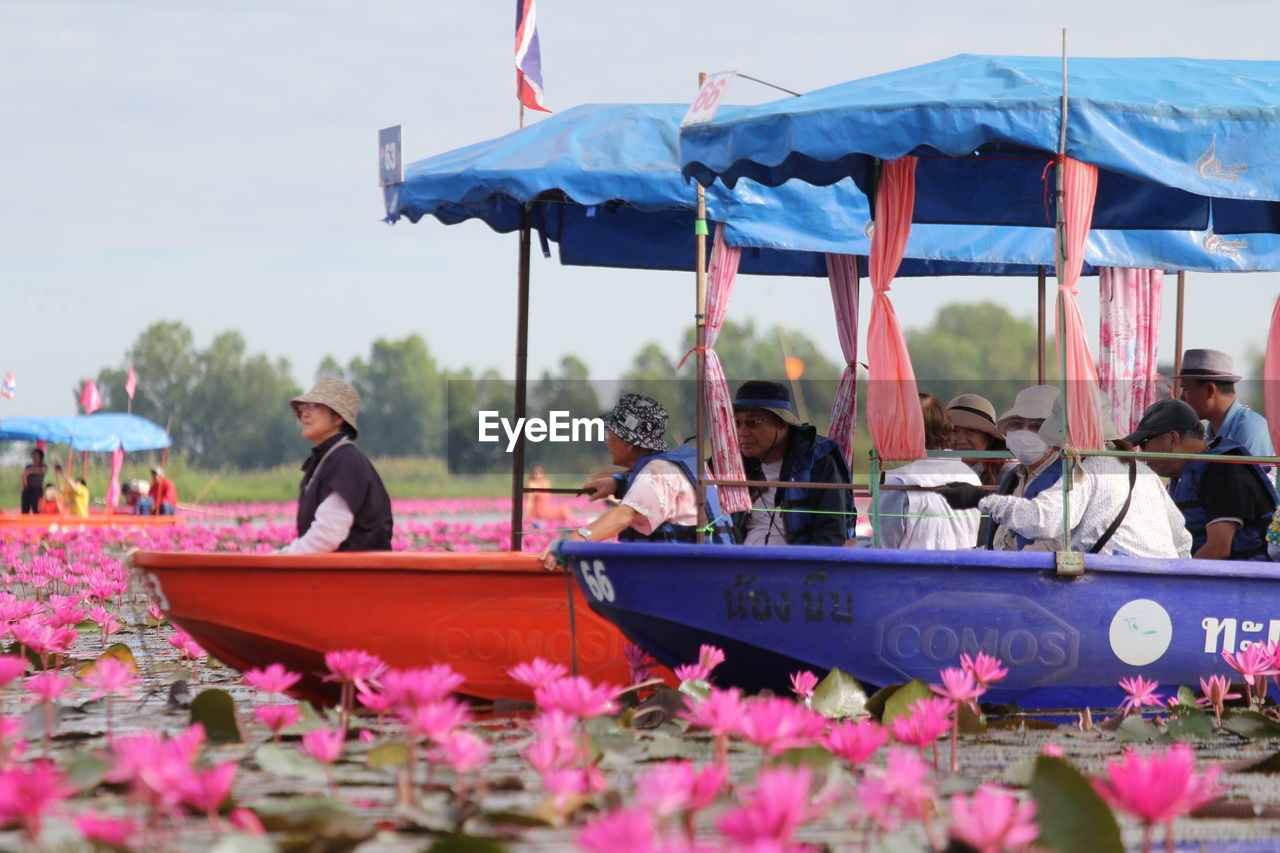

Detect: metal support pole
[868,453,882,548]
[1037,266,1047,384]
[1173,270,1186,398]
[509,208,532,551]
[693,72,709,544]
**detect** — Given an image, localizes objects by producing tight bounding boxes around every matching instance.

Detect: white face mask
[1005,429,1049,466]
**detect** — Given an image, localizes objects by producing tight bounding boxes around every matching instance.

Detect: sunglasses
[734,416,775,430]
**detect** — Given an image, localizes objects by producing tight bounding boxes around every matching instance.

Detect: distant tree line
[86,303,1040,472]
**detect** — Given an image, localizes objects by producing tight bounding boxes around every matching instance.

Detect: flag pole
[694,72,709,546]
[510,53,530,550]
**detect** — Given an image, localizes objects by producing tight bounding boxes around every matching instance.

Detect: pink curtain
[107,447,124,510]
[1054,158,1104,450]
[866,157,926,461]
[704,225,750,514]
[1265,295,1280,456]
[1098,267,1163,434]
[826,254,860,463]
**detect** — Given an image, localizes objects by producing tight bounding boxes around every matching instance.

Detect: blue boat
[558,540,1272,709]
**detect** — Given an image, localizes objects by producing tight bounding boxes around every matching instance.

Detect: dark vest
[986,457,1063,551]
[297,437,393,552]
[778,435,854,543]
[618,445,735,545]
[1169,438,1277,561]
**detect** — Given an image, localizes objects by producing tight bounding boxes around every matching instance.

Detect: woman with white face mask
[941,388,1191,558]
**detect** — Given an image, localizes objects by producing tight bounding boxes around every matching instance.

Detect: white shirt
[280,493,354,554]
[879,458,981,550]
[980,455,1191,559]
[744,460,787,546]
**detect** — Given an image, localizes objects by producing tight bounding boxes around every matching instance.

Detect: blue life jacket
[778,435,855,543]
[1169,437,1278,561]
[986,456,1063,550]
[618,444,735,544]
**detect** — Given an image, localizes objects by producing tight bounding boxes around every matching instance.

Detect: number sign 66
[579,559,615,603]
[681,70,737,127]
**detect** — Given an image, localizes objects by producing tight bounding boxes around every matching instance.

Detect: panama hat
[291,378,361,437]
[1174,349,1242,383]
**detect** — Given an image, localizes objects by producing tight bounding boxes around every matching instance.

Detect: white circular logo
[1109,599,1173,666]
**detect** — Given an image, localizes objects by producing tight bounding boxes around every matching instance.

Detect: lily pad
[255,743,328,782]
[1165,711,1215,742]
[864,683,903,721]
[645,731,708,761]
[427,835,511,853]
[367,742,410,771]
[1002,755,1038,787]
[1113,715,1166,743]
[62,749,111,792]
[1237,751,1280,774]
[811,668,867,720]
[1224,711,1280,739]
[956,701,986,735]
[191,688,242,744]
[771,747,834,774]
[881,680,933,725]
[77,643,138,677]
[210,833,276,853]
[1029,755,1123,853]
[1176,685,1199,709]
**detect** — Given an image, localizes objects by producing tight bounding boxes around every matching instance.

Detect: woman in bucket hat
[280,378,393,553]
[946,394,1011,486]
[541,393,733,570]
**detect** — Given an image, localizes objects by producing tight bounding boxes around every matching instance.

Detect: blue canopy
[0,414,172,452]
[681,56,1280,239]
[392,103,1082,276]
[393,101,1277,274]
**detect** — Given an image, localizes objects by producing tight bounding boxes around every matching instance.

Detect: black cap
[1123,399,1203,446]
[733,380,801,427]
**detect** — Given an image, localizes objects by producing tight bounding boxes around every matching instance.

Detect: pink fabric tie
[826,253,860,464]
[107,447,124,510]
[866,157,926,461]
[703,225,750,514]
[1054,158,1104,450]
[1265,295,1280,456]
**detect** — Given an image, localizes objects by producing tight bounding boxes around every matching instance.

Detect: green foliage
[1029,755,1123,853]
[342,335,443,459]
[811,668,868,720]
[881,680,933,725]
[906,301,1041,413]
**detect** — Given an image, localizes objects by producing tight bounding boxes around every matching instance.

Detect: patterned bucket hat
[291,378,361,437]
[603,393,669,452]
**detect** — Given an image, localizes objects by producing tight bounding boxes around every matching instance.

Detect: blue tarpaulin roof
[393,102,1278,273]
[681,56,1280,239]
[0,414,172,452]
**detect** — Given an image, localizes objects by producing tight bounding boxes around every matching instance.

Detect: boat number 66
[579,560,615,603]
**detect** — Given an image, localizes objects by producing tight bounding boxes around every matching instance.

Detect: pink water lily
[1118,675,1165,715]
[789,670,819,700]
[508,657,569,691]
[301,727,345,764]
[0,760,74,842]
[243,663,302,697]
[381,665,466,711]
[1221,642,1278,705]
[888,696,953,764]
[254,704,302,741]
[534,676,619,719]
[1197,675,1241,730]
[74,812,138,848]
[1093,744,1224,853]
[960,651,1009,687]
[717,765,814,848]
[823,718,888,769]
[737,696,828,756]
[948,786,1039,853]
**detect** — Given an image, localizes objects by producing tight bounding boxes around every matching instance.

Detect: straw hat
[946,394,1003,441]
[291,378,361,437]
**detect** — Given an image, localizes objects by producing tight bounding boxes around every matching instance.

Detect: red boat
[0,512,185,538]
[128,550,647,704]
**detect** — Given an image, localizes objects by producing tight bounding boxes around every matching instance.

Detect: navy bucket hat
[733,380,802,427]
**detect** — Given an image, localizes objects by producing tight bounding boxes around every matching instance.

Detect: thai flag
[514,0,549,113]
[0,374,13,400]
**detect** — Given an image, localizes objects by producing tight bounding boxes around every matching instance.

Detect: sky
[3,0,1279,418]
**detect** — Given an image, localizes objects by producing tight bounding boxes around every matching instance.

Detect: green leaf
[209,833,276,853]
[1177,685,1198,708]
[254,743,328,781]
[1238,751,1280,774]
[427,836,511,853]
[864,683,903,721]
[868,831,921,853]
[481,809,553,828]
[1225,710,1280,739]
[1165,711,1215,742]
[678,679,710,703]
[61,750,111,793]
[1112,715,1167,743]
[956,701,986,735]
[810,668,867,720]
[366,742,410,770]
[1029,755,1123,853]
[1002,755,1037,787]
[771,747,833,774]
[644,731,709,761]
[881,680,933,725]
[190,689,242,744]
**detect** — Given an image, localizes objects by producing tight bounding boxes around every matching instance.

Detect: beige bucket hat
[291,378,361,437]
[998,385,1061,426]
[1038,386,1122,446]
[946,394,1003,440]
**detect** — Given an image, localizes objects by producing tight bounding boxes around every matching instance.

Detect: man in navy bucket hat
[729,380,855,546]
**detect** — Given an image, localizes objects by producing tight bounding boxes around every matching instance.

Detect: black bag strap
[1089,460,1138,555]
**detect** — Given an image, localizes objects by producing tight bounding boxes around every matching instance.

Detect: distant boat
[129,550,645,704]
[558,540,1269,709]
[0,512,184,537]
